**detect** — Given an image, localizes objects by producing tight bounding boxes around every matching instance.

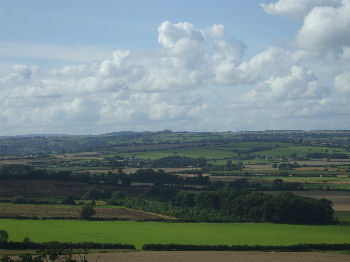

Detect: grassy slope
[1,219,350,249]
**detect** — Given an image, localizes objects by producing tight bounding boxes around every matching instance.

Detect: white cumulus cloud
[334,70,350,94]
[246,65,326,102]
[295,0,350,52]
[0,20,349,135]
[260,0,341,23]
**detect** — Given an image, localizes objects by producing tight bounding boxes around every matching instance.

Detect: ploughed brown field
[292,191,350,211]
[77,251,350,262]
[266,191,350,211]
[0,204,175,221]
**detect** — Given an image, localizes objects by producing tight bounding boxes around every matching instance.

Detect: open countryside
[2,0,350,260]
[1,130,350,261]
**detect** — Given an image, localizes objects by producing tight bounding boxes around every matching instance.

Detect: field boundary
[142,243,350,251]
[0,241,136,250]
[1,242,350,252]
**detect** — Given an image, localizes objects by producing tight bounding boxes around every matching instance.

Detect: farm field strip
[72,251,350,262]
[88,167,200,175]
[120,148,239,160]
[210,174,350,183]
[303,183,350,190]
[1,220,350,249]
[264,191,350,211]
[248,176,350,182]
[250,145,350,158]
[0,204,174,220]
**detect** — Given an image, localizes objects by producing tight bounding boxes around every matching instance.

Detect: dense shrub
[0,230,8,243]
[79,204,95,220]
[61,196,76,205]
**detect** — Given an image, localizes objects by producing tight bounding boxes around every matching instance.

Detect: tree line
[307,152,349,159]
[0,165,209,187]
[107,188,334,224]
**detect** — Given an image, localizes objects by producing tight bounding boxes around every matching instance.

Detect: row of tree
[0,165,209,186]
[307,152,349,159]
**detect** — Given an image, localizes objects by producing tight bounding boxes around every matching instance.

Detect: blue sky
[0,0,350,135]
[0,0,297,62]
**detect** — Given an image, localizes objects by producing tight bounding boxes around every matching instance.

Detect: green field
[1,219,350,249]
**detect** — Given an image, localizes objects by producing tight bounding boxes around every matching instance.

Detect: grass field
[1,219,350,249]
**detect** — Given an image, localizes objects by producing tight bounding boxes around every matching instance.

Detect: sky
[0,0,350,135]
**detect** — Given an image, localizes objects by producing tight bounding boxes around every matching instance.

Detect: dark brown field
[265,191,350,211]
[79,251,350,262]
[292,191,350,211]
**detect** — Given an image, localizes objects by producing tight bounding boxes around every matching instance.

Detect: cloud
[0,20,349,134]
[0,22,246,134]
[260,0,341,23]
[246,65,326,102]
[158,21,205,57]
[214,46,312,86]
[334,70,350,94]
[295,0,350,52]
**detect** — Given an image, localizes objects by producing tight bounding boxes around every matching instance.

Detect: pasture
[1,219,350,249]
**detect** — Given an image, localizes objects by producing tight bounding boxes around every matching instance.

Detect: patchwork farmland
[1,130,350,261]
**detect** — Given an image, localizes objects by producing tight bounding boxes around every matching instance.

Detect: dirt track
[81,251,350,262]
